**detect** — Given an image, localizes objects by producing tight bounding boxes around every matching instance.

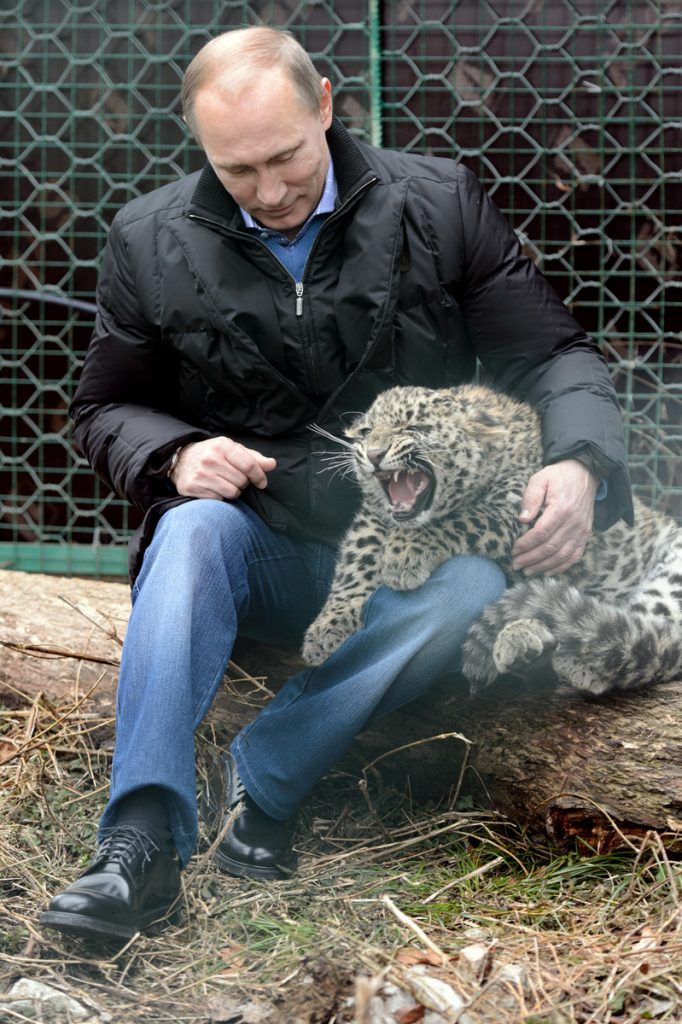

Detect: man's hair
[182,26,324,140]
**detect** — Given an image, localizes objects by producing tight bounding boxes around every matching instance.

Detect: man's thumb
[518,475,547,522]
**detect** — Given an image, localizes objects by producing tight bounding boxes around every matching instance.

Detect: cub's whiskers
[308,422,357,480]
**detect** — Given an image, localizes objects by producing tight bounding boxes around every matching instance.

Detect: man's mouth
[261,201,296,218]
[375,467,435,519]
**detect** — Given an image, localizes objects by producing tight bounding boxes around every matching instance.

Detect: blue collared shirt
[240,159,337,282]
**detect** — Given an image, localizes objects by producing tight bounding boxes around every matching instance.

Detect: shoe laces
[94,826,161,872]
[229,770,247,808]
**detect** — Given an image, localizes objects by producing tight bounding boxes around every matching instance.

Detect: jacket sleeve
[70,211,209,510]
[454,166,633,529]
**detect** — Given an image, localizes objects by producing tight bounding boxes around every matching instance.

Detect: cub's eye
[351,423,372,438]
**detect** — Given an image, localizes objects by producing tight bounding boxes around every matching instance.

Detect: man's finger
[513,525,587,573]
[518,480,547,525]
[219,441,276,490]
[513,518,557,557]
[517,545,586,576]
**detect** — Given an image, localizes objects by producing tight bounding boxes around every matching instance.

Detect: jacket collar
[188,116,377,225]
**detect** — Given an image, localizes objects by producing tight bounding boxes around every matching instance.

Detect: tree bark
[2,569,681,852]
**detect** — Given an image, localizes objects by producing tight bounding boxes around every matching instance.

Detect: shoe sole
[212,847,298,881]
[39,903,180,944]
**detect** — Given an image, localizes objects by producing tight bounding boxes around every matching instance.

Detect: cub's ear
[440,391,504,429]
[462,404,508,449]
[469,407,505,432]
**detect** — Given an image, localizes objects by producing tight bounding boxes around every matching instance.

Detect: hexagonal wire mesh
[0,0,680,576]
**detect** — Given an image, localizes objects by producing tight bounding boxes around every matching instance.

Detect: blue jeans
[99,499,506,864]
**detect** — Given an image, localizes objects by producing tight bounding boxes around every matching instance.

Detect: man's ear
[320,77,333,128]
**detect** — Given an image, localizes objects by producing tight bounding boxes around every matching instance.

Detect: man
[41,26,632,944]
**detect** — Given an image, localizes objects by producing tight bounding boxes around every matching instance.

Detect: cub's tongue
[388,470,429,512]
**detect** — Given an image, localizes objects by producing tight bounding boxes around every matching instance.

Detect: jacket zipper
[188,176,378,394]
[188,176,378,317]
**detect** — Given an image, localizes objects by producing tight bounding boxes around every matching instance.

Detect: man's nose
[256,170,287,207]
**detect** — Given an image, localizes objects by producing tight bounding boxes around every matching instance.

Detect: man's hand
[511,459,598,576]
[169,437,276,500]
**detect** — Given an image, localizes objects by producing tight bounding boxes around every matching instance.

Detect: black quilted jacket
[70,117,633,581]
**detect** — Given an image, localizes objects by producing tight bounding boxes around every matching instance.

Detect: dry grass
[2,677,682,1024]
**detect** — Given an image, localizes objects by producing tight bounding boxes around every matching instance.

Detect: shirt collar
[239,157,337,236]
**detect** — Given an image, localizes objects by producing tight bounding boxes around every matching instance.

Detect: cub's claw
[492,618,555,674]
[301,606,362,666]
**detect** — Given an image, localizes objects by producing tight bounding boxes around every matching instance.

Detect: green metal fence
[1,1,680,577]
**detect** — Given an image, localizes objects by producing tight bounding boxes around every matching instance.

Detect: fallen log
[2,568,682,852]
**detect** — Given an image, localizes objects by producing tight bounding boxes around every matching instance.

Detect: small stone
[497,962,528,990]
[459,942,490,969]
[404,967,467,1015]
[2,979,92,1021]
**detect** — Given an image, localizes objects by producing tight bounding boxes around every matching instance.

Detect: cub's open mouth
[376,467,435,520]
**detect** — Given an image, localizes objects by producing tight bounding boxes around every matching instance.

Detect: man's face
[193,69,333,237]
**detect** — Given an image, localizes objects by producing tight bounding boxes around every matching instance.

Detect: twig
[312,818,488,867]
[224,660,276,699]
[0,674,109,766]
[358,731,474,838]
[358,777,392,839]
[362,730,472,778]
[0,639,120,667]
[423,856,505,903]
[59,594,125,647]
[381,893,449,963]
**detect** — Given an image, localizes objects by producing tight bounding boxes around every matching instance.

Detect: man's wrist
[573,452,599,479]
[167,445,184,480]
[573,453,608,502]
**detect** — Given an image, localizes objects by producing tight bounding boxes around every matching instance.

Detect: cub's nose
[367,448,387,467]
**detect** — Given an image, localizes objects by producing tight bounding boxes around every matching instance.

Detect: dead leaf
[632,927,659,954]
[395,1006,425,1023]
[396,947,446,967]
[217,941,247,974]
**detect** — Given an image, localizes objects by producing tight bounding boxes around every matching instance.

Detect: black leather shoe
[202,751,297,880]
[40,827,182,943]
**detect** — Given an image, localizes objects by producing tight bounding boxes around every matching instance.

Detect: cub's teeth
[393,470,400,482]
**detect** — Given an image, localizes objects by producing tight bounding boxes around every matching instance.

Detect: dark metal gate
[1,1,680,575]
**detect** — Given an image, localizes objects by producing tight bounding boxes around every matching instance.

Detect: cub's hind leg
[464,572,682,696]
[551,592,682,695]
[462,578,571,691]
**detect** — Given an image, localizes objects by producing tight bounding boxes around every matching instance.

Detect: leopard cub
[301,384,682,696]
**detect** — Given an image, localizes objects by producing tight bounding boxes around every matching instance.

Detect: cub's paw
[461,624,500,693]
[380,556,433,592]
[301,607,360,666]
[492,618,555,675]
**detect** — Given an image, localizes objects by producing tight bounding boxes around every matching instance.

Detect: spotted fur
[301,384,682,696]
